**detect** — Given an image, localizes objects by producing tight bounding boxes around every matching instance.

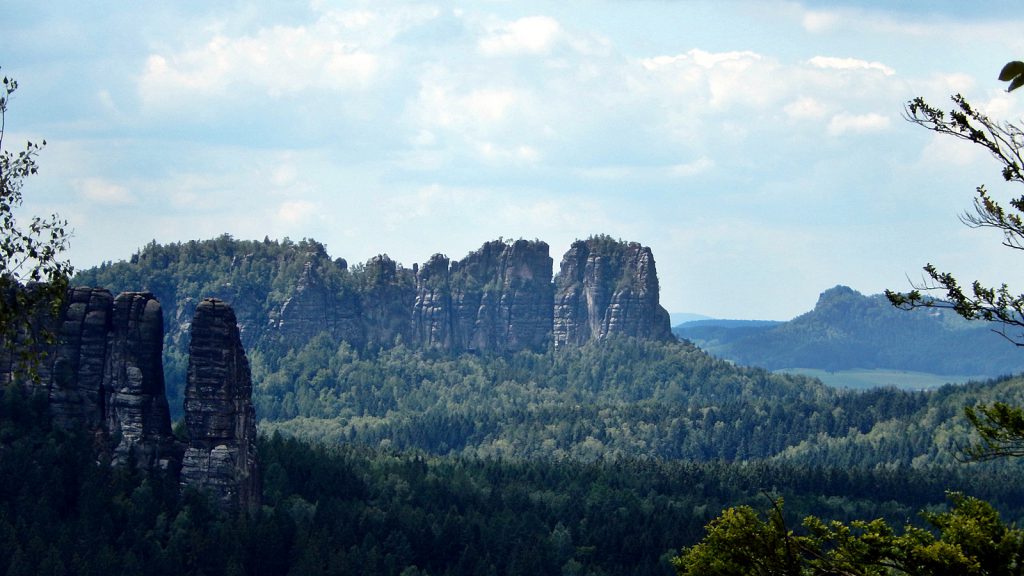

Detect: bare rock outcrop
[553,237,672,347]
[412,254,453,349]
[277,260,362,346]
[361,255,416,348]
[46,287,114,429]
[0,287,179,469]
[181,298,260,511]
[411,239,554,353]
[104,292,178,468]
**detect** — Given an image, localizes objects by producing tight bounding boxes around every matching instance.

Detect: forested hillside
[69,236,1024,470]
[675,285,1024,376]
[5,388,1024,576]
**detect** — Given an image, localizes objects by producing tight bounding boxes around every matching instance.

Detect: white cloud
[75,178,135,205]
[642,49,762,71]
[271,164,298,188]
[277,200,316,224]
[801,10,839,33]
[670,157,714,177]
[809,56,895,76]
[136,8,427,107]
[479,16,562,56]
[785,96,828,119]
[383,184,479,230]
[827,112,891,135]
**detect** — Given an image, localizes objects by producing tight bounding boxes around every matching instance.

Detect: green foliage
[6,387,1024,576]
[887,94,1024,345]
[253,335,956,464]
[675,494,1024,576]
[1000,61,1024,93]
[962,402,1024,461]
[0,67,72,377]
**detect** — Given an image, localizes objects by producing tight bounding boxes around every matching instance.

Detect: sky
[3,1,1024,320]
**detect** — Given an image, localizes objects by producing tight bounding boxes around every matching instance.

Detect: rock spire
[181,298,261,511]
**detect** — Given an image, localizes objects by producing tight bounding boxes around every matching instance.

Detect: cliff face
[267,237,663,353]
[72,235,674,370]
[411,240,554,353]
[181,298,261,511]
[277,260,362,345]
[553,237,672,348]
[411,254,453,349]
[451,239,554,353]
[104,292,178,468]
[0,287,179,470]
[360,255,416,349]
[2,288,261,510]
[47,287,114,430]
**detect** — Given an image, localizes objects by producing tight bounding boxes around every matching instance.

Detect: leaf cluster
[0,68,72,378]
[888,93,1024,346]
[675,493,1024,576]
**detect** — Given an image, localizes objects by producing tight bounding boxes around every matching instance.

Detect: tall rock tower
[553,236,672,347]
[104,291,178,469]
[181,298,260,511]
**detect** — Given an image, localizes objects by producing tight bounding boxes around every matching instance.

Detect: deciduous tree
[0,67,73,376]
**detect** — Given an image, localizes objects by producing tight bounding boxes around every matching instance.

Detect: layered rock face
[104,292,178,468]
[448,239,554,353]
[45,287,114,429]
[269,237,668,353]
[0,287,179,470]
[181,298,260,511]
[411,254,453,349]
[553,237,672,347]
[360,255,416,348]
[411,240,554,353]
[277,260,362,345]
[2,288,261,510]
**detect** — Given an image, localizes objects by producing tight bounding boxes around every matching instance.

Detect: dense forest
[70,236,1022,469]
[30,235,1023,574]
[5,385,1024,576]
[675,285,1024,376]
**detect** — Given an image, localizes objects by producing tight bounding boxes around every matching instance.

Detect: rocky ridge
[266,236,670,354]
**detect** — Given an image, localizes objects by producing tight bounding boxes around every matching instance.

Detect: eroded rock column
[104,291,177,469]
[181,298,260,511]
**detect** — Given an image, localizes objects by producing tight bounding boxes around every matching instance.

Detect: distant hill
[669,312,712,326]
[674,285,1024,377]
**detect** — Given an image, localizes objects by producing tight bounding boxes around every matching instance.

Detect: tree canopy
[0,67,72,376]
[677,62,1024,576]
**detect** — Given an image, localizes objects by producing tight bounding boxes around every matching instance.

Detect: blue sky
[3,1,1024,319]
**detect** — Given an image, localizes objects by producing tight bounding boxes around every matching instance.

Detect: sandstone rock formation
[2,287,262,510]
[360,255,416,348]
[45,287,114,429]
[553,236,672,347]
[412,253,453,349]
[451,239,554,353]
[277,259,362,346]
[181,298,260,511]
[266,237,667,354]
[104,292,178,469]
[0,287,179,470]
[410,240,555,353]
